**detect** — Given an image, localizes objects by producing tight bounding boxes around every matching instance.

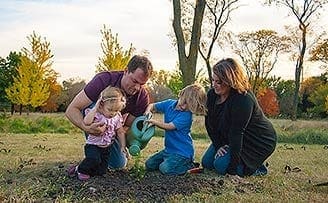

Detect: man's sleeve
[84,72,109,102]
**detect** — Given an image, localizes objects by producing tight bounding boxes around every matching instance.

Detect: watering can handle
[142,112,153,132]
[145,112,152,122]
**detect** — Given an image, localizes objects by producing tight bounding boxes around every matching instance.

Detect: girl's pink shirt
[84,108,123,147]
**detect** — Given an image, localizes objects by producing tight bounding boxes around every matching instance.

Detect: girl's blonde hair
[212,58,250,94]
[100,86,126,111]
[178,84,207,115]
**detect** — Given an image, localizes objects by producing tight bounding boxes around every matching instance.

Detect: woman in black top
[201,58,277,176]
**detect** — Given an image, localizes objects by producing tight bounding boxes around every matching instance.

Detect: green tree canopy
[0,52,21,105]
[308,84,328,117]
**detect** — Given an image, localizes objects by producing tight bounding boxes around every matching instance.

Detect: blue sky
[0,0,327,82]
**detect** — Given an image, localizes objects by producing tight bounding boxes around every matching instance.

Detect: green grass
[0,113,327,201]
[0,133,327,202]
[271,119,328,144]
[0,113,81,134]
[1,113,327,145]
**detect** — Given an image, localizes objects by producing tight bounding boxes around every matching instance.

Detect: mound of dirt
[62,169,225,202]
[2,163,265,201]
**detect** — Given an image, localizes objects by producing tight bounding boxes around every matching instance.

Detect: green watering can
[127,113,155,156]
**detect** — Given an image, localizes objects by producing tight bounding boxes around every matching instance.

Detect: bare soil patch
[60,167,226,202]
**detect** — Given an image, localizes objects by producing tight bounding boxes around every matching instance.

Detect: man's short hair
[127,55,153,77]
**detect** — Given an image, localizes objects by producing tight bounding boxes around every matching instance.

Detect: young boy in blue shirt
[144,84,207,175]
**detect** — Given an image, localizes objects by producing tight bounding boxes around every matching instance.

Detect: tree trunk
[173,0,206,87]
[19,104,22,115]
[206,60,212,87]
[292,24,307,120]
[26,105,30,116]
[11,103,14,115]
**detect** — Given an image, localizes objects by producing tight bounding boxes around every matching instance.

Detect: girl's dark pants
[78,144,110,176]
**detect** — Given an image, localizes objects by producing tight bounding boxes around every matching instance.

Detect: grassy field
[0,113,327,201]
[0,132,327,202]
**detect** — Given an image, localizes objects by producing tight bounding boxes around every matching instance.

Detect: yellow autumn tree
[6,56,50,111]
[95,25,135,72]
[5,31,58,114]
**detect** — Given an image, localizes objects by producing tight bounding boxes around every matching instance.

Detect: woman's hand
[215,145,229,158]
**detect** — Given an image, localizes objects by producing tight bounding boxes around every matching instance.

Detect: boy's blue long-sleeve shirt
[155,99,194,159]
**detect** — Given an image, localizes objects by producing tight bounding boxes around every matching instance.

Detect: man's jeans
[107,139,127,169]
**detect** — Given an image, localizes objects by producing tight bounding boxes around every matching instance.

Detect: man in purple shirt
[66,55,153,169]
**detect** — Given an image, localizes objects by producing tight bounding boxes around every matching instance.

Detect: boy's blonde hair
[177,84,207,115]
[100,86,126,111]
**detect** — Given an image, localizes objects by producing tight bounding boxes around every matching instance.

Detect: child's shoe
[77,172,90,181]
[67,165,77,177]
